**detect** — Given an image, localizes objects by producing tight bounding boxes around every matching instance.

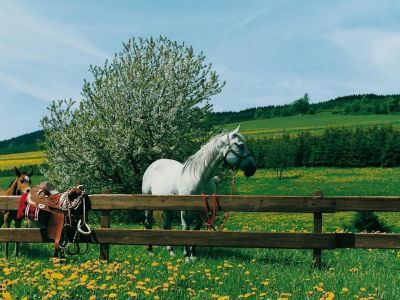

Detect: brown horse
[0,167,32,257]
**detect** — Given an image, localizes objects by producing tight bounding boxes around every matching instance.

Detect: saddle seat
[27,182,63,214]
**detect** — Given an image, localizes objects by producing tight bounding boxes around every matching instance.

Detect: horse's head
[223,126,256,177]
[14,167,32,194]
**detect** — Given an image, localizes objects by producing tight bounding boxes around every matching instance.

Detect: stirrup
[77,220,92,235]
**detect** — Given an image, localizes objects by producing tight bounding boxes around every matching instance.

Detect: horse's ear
[233,125,240,134]
[15,167,21,177]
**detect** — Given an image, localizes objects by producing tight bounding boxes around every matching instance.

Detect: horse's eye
[232,133,237,139]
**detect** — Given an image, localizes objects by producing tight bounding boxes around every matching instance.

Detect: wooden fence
[1,191,400,268]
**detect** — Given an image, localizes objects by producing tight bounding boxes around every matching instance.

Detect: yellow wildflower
[2,292,12,300]
[127,292,137,297]
[51,273,64,280]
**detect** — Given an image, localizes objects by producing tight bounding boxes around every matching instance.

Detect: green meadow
[1,167,399,299]
[224,114,400,137]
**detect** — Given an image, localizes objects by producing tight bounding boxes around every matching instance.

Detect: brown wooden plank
[336,233,400,249]
[0,229,399,249]
[2,195,400,212]
[0,195,337,212]
[332,197,400,211]
[0,228,51,242]
[0,228,335,248]
[0,228,328,248]
[0,196,19,210]
[90,230,339,248]
[89,194,338,212]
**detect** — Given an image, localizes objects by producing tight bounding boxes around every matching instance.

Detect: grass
[224,114,400,137]
[0,151,45,171]
[1,167,400,299]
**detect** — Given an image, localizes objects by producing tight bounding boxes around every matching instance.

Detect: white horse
[142,126,256,260]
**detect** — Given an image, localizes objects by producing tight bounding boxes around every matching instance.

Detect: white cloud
[328,29,400,75]
[0,71,79,102]
[222,9,269,35]
[0,1,109,103]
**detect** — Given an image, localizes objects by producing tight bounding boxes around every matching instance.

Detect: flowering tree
[41,36,225,193]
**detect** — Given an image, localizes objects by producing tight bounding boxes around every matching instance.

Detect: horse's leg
[0,211,4,257]
[163,211,175,256]
[13,213,21,256]
[188,213,203,261]
[181,211,193,261]
[144,210,154,253]
[3,211,11,258]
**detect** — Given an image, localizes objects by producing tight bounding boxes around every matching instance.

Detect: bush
[346,212,391,233]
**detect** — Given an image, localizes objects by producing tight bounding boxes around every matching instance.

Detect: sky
[0,0,400,140]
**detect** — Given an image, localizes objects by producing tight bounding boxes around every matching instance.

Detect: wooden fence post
[313,190,323,269]
[99,189,111,261]
[99,210,110,261]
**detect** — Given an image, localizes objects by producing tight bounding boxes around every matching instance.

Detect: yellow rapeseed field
[0,151,45,170]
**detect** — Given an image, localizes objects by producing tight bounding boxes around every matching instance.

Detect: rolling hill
[224,113,400,138]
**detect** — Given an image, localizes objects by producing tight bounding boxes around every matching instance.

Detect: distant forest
[249,126,400,168]
[210,93,400,125]
[0,130,44,154]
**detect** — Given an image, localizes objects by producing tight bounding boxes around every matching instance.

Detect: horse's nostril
[26,189,31,193]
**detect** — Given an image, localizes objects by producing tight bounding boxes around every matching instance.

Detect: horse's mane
[8,178,16,188]
[7,177,18,194]
[182,133,226,175]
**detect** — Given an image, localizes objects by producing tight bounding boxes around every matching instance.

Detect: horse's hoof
[184,256,191,263]
[190,255,197,261]
[148,251,155,256]
[169,251,176,257]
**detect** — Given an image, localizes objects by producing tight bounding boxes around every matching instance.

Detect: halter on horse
[18,182,91,258]
[142,126,256,260]
[0,167,32,257]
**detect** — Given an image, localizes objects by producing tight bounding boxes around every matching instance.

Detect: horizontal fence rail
[2,194,400,212]
[1,192,400,267]
[0,229,399,249]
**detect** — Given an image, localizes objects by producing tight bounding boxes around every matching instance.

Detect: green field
[225,114,400,137]
[1,167,399,299]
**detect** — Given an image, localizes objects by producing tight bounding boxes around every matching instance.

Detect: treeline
[211,94,400,125]
[0,165,42,177]
[0,130,44,154]
[249,126,400,168]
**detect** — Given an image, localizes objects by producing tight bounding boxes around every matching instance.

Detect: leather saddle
[26,182,85,214]
[18,182,87,255]
[27,182,63,214]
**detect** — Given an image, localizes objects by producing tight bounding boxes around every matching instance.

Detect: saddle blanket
[17,192,55,222]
